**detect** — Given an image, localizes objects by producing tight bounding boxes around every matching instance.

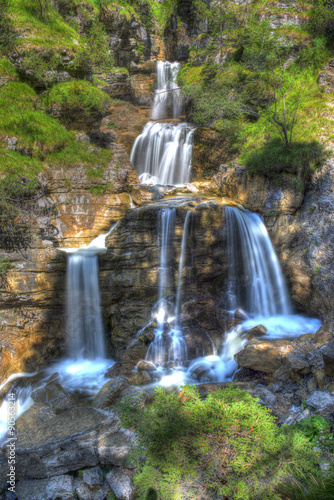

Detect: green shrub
[119,384,322,500]
[42,80,112,115]
[242,138,327,180]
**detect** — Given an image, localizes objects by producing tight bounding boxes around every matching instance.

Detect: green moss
[88,183,114,195]
[0,82,71,156]
[86,166,104,179]
[46,139,113,169]
[8,0,80,49]
[42,80,112,115]
[0,57,17,78]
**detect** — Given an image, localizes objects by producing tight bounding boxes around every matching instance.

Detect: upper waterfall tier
[152,61,181,120]
[130,121,195,185]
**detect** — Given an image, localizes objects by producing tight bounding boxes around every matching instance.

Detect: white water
[152,61,181,120]
[225,207,291,316]
[187,206,321,383]
[130,121,195,186]
[0,223,119,441]
[146,209,188,367]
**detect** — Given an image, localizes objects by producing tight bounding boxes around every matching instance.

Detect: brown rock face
[192,128,232,181]
[100,197,229,363]
[0,132,139,382]
[211,166,304,215]
[234,339,294,374]
[267,161,334,322]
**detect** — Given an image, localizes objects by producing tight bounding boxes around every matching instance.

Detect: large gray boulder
[15,475,74,500]
[0,407,136,484]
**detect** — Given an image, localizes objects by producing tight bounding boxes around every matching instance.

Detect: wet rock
[16,403,56,434]
[92,378,128,409]
[234,339,293,374]
[122,371,151,385]
[137,360,156,372]
[248,324,267,337]
[0,407,135,481]
[306,391,334,410]
[15,474,74,500]
[323,342,334,377]
[30,382,74,412]
[314,369,326,389]
[83,467,103,486]
[131,184,164,204]
[234,308,248,321]
[106,468,135,500]
[105,362,123,379]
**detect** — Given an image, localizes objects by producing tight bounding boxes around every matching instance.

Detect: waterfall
[152,61,181,120]
[225,207,291,317]
[175,211,192,326]
[66,254,106,359]
[130,121,195,185]
[146,208,188,367]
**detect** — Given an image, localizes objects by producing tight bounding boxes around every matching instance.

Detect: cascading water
[131,60,195,186]
[187,206,321,383]
[225,207,291,316]
[66,254,106,359]
[146,208,188,368]
[175,211,192,327]
[130,121,195,185]
[152,61,181,120]
[0,224,119,442]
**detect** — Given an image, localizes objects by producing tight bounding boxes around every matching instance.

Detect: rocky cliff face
[0,127,139,381]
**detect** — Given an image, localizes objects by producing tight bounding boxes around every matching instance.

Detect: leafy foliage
[119,384,322,499]
[42,80,112,115]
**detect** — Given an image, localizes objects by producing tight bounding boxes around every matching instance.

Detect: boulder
[0,407,135,482]
[83,467,103,486]
[122,371,151,385]
[306,391,334,410]
[92,378,128,409]
[15,475,74,500]
[323,342,334,377]
[106,468,135,500]
[75,480,111,500]
[285,351,310,375]
[234,339,293,374]
[137,360,156,372]
[16,403,56,434]
[117,386,148,408]
[30,382,74,412]
[105,363,123,379]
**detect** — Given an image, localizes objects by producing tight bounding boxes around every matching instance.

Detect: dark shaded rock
[285,351,310,376]
[30,382,74,412]
[248,324,267,337]
[105,362,123,379]
[0,407,135,481]
[323,342,334,377]
[106,468,135,500]
[92,378,128,409]
[83,467,103,486]
[122,371,151,385]
[15,475,74,500]
[315,403,334,420]
[117,386,148,408]
[75,479,111,500]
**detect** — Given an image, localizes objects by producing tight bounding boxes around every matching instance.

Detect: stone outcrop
[0,124,139,382]
[100,196,230,362]
[0,407,135,483]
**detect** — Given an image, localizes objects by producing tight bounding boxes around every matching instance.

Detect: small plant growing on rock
[119,384,323,499]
